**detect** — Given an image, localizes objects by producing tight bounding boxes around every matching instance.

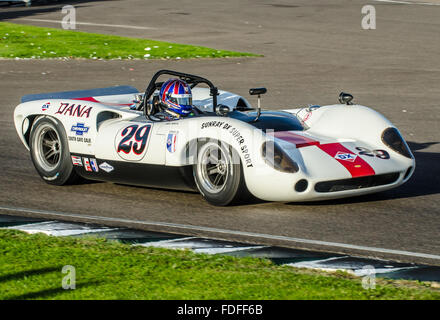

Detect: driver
[154,78,194,120]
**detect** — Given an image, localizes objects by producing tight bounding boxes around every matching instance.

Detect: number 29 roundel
[115,124,152,161]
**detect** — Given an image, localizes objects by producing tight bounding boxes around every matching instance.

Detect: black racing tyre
[29,116,80,185]
[193,139,251,206]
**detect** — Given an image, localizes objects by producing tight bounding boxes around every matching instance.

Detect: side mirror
[339,92,354,105]
[216,104,230,116]
[249,87,267,96]
[249,88,267,122]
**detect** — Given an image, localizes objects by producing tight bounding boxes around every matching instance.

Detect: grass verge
[0,229,439,300]
[0,22,259,60]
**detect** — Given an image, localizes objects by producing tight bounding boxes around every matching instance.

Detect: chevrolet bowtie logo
[71,123,90,136]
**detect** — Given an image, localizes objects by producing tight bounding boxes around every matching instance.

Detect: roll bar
[140,70,219,117]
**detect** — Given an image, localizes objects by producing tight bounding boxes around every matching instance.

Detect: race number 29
[116,124,151,161]
[356,147,390,159]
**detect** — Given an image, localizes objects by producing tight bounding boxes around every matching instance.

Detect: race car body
[13,70,415,205]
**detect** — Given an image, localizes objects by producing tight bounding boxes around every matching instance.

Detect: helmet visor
[169,96,192,106]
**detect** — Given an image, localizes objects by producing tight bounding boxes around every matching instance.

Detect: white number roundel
[114,124,152,161]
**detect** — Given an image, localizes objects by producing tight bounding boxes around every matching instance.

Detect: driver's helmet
[159,78,193,118]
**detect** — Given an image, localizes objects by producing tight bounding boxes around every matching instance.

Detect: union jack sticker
[90,158,99,172]
[83,157,92,172]
[166,132,177,153]
[71,156,83,166]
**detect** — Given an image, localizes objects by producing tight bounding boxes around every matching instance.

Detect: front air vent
[315,173,400,193]
[97,111,121,130]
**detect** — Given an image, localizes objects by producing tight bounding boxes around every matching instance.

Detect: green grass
[0,22,259,60]
[0,229,438,300]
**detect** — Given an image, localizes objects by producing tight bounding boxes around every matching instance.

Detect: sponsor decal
[296,107,315,125]
[83,157,92,172]
[71,123,90,136]
[55,102,92,118]
[355,147,390,159]
[201,121,225,129]
[71,156,83,166]
[318,143,375,178]
[166,132,177,153]
[334,152,357,162]
[68,136,91,144]
[99,162,114,173]
[90,158,99,172]
[115,124,152,161]
[201,121,253,168]
[303,111,312,122]
[42,102,50,111]
[228,126,253,168]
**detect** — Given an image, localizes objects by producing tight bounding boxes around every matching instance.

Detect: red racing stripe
[74,97,100,103]
[317,143,375,178]
[272,131,320,148]
[73,97,132,106]
[270,131,375,178]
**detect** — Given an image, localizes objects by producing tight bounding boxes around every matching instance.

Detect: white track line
[1,205,440,261]
[373,0,440,5]
[12,18,157,30]
[7,220,117,236]
[138,236,266,254]
[286,256,418,275]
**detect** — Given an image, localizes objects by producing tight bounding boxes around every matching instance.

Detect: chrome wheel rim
[33,123,62,172]
[197,143,231,194]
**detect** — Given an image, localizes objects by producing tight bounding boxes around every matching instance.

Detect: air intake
[315,173,400,193]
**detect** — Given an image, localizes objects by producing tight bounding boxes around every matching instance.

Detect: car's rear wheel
[193,140,250,206]
[29,116,80,185]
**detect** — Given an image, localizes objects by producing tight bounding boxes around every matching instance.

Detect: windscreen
[229,111,305,132]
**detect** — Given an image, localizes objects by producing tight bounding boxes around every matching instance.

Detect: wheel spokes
[39,128,61,166]
[47,130,58,142]
[198,144,230,193]
[209,153,220,164]
[208,163,221,175]
[213,173,223,186]
[53,152,60,164]
[43,139,54,148]
[44,148,56,159]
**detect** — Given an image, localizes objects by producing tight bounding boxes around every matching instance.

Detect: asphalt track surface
[0,0,439,265]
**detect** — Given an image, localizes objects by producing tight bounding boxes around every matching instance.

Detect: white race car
[14,70,415,205]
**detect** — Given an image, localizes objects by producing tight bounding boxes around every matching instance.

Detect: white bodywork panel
[14,88,415,202]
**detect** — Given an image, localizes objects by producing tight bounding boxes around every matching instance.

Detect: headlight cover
[381,127,413,159]
[261,141,299,173]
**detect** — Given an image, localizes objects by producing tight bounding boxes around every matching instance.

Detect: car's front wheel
[193,140,251,206]
[29,116,80,185]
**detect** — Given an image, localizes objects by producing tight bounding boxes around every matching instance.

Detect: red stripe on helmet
[162,80,175,101]
[174,80,180,94]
